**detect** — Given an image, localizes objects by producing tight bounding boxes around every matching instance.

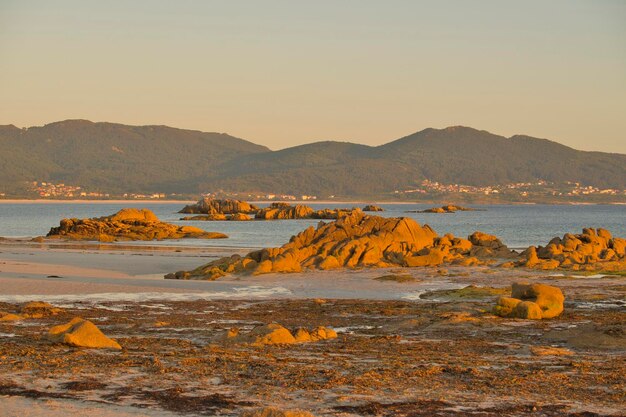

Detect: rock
[225,323,336,346]
[180,214,228,221]
[362,205,384,212]
[415,205,476,213]
[241,407,316,417]
[255,203,314,220]
[20,301,63,318]
[519,228,626,271]
[493,282,564,320]
[107,208,159,222]
[167,212,519,280]
[492,297,522,317]
[511,282,565,319]
[512,301,544,319]
[228,213,251,221]
[0,312,23,322]
[255,203,358,220]
[48,317,122,349]
[47,208,228,242]
[179,198,258,215]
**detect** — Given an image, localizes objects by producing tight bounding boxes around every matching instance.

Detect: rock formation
[254,203,357,220]
[20,301,64,318]
[411,205,476,213]
[181,212,251,221]
[363,205,384,212]
[223,323,337,346]
[513,228,626,271]
[165,211,514,280]
[47,208,227,242]
[48,317,122,349]
[493,283,564,319]
[179,197,258,215]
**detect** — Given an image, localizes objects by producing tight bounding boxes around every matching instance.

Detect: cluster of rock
[0,301,63,322]
[181,213,251,221]
[411,205,476,214]
[46,208,227,242]
[508,228,626,271]
[166,211,515,280]
[254,203,357,220]
[223,323,337,346]
[493,282,564,320]
[242,408,316,417]
[362,205,384,212]
[179,198,258,215]
[48,317,122,349]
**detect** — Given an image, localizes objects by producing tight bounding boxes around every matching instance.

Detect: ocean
[0,202,624,250]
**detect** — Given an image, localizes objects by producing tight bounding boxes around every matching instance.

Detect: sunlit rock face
[47,208,228,241]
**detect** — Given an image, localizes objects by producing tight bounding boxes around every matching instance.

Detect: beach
[1,239,625,416]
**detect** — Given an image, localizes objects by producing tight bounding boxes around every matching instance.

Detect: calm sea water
[0,202,624,250]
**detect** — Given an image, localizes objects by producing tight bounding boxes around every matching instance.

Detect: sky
[1,1,625,153]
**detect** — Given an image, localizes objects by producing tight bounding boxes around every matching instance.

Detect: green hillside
[1,121,624,197]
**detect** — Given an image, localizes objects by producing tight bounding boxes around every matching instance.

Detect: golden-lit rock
[166,212,519,280]
[224,323,337,346]
[362,204,384,212]
[511,282,565,319]
[47,208,227,242]
[179,197,258,215]
[494,282,564,320]
[0,312,23,322]
[20,301,63,318]
[419,205,475,213]
[48,317,122,349]
[519,228,626,271]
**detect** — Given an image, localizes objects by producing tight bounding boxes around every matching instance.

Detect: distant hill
[1,121,625,197]
[0,120,268,194]
[209,126,626,196]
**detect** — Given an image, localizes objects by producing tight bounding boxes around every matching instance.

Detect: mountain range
[1,120,625,198]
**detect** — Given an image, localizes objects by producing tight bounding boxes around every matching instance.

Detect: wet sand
[1,240,625,416]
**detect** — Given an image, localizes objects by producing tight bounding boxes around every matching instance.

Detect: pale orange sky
[1,1,625,153]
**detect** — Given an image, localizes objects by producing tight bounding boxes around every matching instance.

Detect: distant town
[0,179,623,204]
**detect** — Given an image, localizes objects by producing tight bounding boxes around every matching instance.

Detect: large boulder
[20,301,64,318]
[493,282,564,320]
[47,209,228,242]
[511,282,565,319]
[48,317,122,349]
[179,198,258,215]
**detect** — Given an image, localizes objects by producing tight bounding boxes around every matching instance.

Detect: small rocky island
[47,208,227,242]
[409,204,477,213]
[179,198,362,221]
[179,197,258,220]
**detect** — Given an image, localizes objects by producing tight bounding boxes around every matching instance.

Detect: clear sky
[1,1,625,153]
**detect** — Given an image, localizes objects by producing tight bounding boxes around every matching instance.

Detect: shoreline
[1,198,625,205]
